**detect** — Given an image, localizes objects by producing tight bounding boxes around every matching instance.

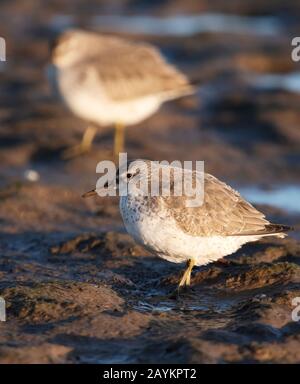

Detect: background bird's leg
[81,125,97,150]
[62,125,97,159]
[113,122,125,161]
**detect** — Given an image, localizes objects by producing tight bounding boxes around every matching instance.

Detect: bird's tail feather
[160,84,196,102]
[232,224,293,238]
[262,224,293,238]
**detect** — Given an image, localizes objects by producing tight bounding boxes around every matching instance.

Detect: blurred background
[1,0,300,226]
[0,0,300,364]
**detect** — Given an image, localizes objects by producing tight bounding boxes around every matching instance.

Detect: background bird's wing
[81,37,194,101]
[162,172,270,237]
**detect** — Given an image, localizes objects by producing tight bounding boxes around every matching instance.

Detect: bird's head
[50,29,100,68]
[82,159,150,199]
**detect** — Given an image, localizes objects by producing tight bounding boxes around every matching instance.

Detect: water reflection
[251,72,300,94]
[50,13,282,36]
[239,185,300,213]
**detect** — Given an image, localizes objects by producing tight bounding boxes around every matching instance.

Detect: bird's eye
[127,173,132,179]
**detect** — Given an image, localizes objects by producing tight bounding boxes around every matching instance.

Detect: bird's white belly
[53,67,162,126]
[66,93,162,126]
[120,197,258,266]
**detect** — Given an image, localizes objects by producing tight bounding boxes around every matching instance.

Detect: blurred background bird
[48,29,195,160]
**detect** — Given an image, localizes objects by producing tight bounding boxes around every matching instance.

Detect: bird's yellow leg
[81,125,98,150]
[169,259,195,299]
[62,125,97,159]
[113,122,125,161]
[178,264,190,288]
[178,258,195,288]
[185,258,195,286]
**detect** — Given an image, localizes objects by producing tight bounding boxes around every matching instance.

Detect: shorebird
[83,160,292,291]
[48,29,195,159]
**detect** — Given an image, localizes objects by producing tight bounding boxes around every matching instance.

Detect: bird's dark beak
[82,189,97,198]
[82,181,111,198]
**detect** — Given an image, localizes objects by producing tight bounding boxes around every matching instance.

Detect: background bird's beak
[82,189,97,198]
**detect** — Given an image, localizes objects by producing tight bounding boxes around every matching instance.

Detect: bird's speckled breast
[120,195,168,243]
[119,194,189,263]
[120,195,163,225]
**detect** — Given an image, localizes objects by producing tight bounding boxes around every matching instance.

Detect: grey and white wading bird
[48,29,195,159]
[83,160,292,291]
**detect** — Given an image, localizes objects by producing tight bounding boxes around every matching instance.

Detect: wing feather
[73,34,194,101]
[163,172,271,237]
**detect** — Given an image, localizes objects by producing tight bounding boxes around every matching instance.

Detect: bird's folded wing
[82,39,194,101]
[163,173,270,237]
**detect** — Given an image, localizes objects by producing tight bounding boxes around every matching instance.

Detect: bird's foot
[62,143,90,160]
[168,288,180,300]
[62,125,97,160]
[169,285,191,300]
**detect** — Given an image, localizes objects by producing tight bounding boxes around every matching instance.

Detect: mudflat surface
[0,1,300,363]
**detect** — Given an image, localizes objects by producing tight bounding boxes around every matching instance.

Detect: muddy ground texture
[0,0,300,363]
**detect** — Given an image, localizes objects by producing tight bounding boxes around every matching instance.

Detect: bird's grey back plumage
[64,32,194,101]
[125,162,270,237]
[133,165,285,237]
[158,172,271,237]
